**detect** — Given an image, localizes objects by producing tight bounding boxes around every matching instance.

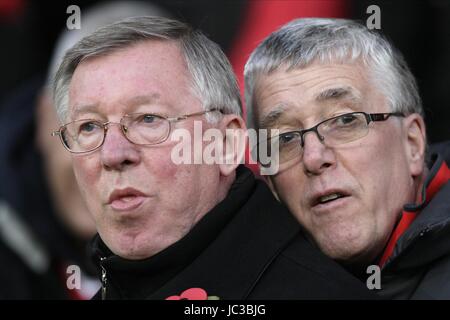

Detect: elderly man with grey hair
[245,18,450,299]
[0,1,171,300]
[51,16,373,300]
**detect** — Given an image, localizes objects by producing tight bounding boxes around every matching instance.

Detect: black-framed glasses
[52,109,221,154]
[260,112,405,167]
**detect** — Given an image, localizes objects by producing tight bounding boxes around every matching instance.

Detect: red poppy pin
[165,288,220,300]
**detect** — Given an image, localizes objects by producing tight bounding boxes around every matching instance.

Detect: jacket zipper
[100,257,107,300]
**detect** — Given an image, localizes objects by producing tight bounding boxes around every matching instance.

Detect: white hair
[244,18,423,129]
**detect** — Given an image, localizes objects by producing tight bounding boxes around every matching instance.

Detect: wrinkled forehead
[252,62,381,128]
[67,40,197,120]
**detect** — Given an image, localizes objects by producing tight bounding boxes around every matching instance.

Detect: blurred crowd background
[0,0,448,299]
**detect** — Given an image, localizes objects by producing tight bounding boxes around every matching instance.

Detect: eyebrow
[70,104,99,120]
[125,94,161,107]
[259,105,288,129]
[314,86,360,103]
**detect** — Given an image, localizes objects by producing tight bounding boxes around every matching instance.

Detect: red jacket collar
[379,157,450,267]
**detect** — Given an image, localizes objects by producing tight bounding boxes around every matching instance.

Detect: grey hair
[46,1,172,89]
[244,18,423,129]
[53,16,241,122]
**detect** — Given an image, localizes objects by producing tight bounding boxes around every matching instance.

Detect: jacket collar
[147,180,300,300]
[380,153,450,269]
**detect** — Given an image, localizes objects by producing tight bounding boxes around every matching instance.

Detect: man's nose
[301,131,335,175]
[100,124,141,171]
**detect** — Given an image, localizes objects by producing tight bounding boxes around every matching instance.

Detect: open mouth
[108,188,148,212]
[312,191,350,207]
[319,193,346,204]
[110,195,146,211]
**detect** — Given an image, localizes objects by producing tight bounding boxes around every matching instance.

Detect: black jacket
[92,166,374,300]
[379,141,450,299]
[0,78,97,299]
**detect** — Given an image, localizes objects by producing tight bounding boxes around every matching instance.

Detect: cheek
[357,133,410,195]
[272,169,308,219]
[71,156,101,200]
[152,161,200,200]
[342,134,410,230]
[140,148,179,183]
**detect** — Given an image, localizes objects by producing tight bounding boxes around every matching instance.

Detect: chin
[315,230,371,263]
[105,230,155,260]
[112,242,154,260]
[118,250,150,260]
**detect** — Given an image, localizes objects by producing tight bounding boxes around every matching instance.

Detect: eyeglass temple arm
[369,112,405,122]
[168,108,221,121]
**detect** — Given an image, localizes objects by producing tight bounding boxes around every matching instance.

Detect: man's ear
[218,114,247,176]
[403,113,427,177]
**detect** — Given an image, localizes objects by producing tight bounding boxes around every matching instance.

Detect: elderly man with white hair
[245,18,450,299]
